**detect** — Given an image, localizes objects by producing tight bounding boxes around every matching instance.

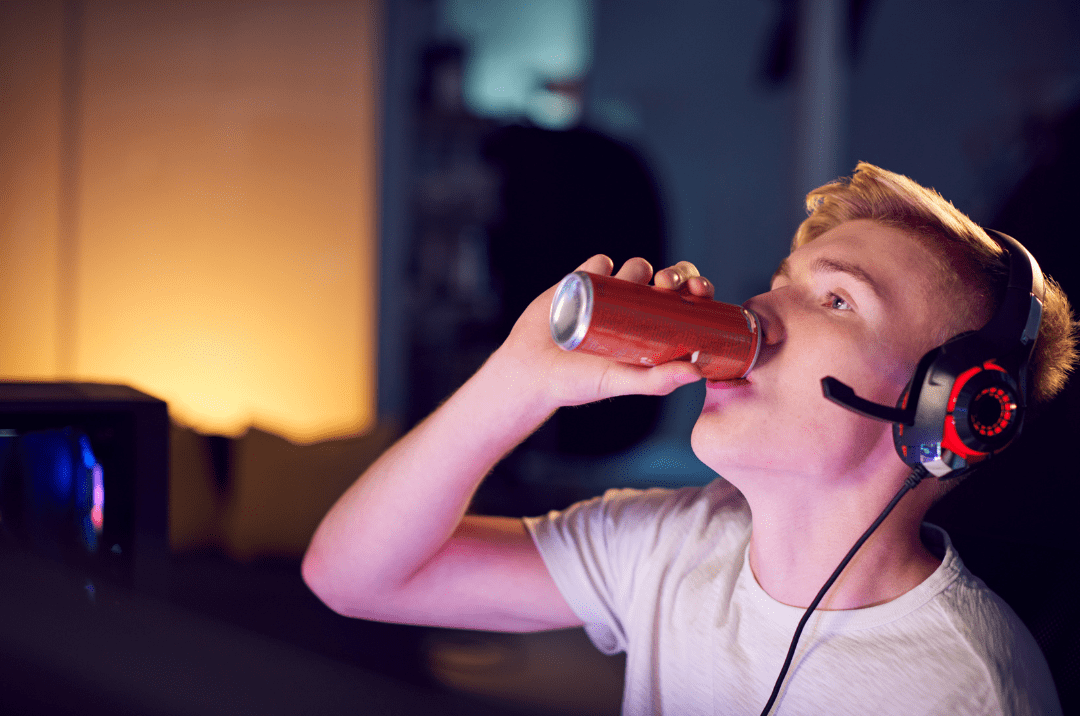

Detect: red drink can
[549,271,761,381]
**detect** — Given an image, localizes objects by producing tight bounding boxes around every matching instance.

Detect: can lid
[549,271,593,350]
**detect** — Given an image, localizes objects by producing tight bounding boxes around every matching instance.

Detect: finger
[684,275,715,299]
[647,362,706,392]
[653,261,700,292]
[575,254,615,275]
[613,257,654,284]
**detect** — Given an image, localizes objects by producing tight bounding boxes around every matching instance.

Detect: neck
[740,467,941,610]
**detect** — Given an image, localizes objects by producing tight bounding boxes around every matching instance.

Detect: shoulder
[521,479,750,654]
[523,478,751,609]
[525,478,749,551]
[925,528,1061,714]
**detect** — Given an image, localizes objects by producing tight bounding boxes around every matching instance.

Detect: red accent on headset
[971,387,1013,436]
[898,390,909,459]
[941,361,1011,462]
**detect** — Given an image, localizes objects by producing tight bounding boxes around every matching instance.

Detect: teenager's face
[691,220,946,484]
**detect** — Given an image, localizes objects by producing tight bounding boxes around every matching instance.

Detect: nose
[743,292,785,347]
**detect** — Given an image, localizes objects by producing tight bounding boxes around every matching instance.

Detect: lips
[706,377,751,390]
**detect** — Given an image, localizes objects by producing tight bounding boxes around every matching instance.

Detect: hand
[490,255,714,412]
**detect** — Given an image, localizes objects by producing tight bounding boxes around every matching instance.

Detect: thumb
[596,361,703,399]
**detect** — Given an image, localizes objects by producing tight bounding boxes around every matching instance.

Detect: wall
[0,0,381,444]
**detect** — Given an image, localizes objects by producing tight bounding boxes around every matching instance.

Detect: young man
[303,163,1075,714]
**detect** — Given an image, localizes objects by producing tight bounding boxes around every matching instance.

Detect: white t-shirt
[523,479,1061,715]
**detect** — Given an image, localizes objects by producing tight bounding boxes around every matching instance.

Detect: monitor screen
[0,383,168,594]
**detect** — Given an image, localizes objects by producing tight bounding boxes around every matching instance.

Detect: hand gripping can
[549,271,761,381]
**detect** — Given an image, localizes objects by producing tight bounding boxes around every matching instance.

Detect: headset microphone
[821,230,1045,479]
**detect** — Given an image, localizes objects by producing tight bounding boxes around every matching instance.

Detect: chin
[689,421,744,474]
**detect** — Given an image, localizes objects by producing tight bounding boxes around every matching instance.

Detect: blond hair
[794,162,1077,404]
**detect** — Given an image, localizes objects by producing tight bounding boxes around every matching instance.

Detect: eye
[826,292,852,311]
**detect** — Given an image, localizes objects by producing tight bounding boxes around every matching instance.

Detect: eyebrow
[773,256,885,299]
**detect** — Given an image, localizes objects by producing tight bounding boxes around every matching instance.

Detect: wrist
[479,345,561,423]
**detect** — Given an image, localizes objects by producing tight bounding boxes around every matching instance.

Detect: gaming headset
[760,230,1045,715]
[821,229,1045,479]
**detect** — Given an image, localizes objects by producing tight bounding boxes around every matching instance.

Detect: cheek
[838,331,922,406]
[866,311,942,392]
[868,349,921,404]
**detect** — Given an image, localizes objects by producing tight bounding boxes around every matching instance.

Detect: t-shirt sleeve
[522,481,742,655]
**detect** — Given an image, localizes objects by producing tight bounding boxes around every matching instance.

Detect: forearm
[301,348,554,613]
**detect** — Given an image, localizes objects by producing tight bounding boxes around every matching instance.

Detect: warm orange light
[1,2,380,444]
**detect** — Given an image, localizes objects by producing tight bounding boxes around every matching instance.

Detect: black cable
[758,464,931,716]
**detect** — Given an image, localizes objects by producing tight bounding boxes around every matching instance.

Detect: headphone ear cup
[948,367,1022,455]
